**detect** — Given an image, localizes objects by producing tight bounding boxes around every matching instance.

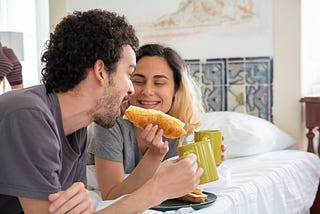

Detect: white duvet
[90,149,320,214]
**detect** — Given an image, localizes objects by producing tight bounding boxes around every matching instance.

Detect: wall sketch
[131,0,273,59]
[136,0,256,41]
[67,0,273,59]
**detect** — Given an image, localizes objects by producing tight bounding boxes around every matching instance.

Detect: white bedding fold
[193,150,320,214]
[91,150,320,214]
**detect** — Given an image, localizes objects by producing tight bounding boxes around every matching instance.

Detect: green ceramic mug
[178,140,219,184]
[195,130,223,165]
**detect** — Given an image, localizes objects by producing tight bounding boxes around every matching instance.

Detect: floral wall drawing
[135,0,259,41]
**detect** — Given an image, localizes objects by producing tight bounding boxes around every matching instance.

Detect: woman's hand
[217,141,227,166]
[139,124,169,158]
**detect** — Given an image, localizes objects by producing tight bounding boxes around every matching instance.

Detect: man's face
[94,45,136,128]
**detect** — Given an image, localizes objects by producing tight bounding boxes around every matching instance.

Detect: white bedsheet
[91,150,320,214]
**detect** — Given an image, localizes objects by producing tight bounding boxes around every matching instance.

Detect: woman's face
[129,56,176,113]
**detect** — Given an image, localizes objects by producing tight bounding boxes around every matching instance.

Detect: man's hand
[98,154,203,214]
[153,153,203,200]
[48,182,93,214]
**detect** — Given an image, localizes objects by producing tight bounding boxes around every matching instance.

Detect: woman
[87,44,217,200]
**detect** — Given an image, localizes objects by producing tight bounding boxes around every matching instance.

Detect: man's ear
[93,59,106,84]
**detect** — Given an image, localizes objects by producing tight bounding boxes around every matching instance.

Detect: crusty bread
[191,185,203,195]
[176,192,208,203]
[176,186,207,203]
[123,105,186,139]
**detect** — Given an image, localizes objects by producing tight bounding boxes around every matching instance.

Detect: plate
[150,191,217,212]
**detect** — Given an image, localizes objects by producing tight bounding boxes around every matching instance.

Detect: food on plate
[123,105,186,138]
[176,186,208,203]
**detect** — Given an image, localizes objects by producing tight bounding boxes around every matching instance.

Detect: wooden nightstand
[300,97,320,214]
[300,97,320,156]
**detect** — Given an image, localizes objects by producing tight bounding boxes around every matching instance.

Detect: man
[0,9,202,213]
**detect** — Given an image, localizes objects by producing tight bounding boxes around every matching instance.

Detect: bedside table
[300,97,320,156]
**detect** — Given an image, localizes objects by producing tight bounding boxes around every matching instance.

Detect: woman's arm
[96,125,169,200]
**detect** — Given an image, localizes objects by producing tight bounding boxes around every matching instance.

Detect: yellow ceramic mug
[178,140,219,184]
[195,130,223,165]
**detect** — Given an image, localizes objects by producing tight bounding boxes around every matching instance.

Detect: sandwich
[123,105,186,139]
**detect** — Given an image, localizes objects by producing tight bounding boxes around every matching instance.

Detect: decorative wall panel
[186,57,273,122]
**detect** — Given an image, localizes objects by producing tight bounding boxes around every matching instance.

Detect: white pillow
[193,111,296,159]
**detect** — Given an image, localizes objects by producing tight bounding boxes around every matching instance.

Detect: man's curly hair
[41,9,139,93]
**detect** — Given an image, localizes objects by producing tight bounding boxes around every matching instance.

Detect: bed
[87,111,320,214]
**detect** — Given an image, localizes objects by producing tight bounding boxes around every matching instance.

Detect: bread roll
[176,186,207,203]
[123,105,186,139]
[176,192,207,203]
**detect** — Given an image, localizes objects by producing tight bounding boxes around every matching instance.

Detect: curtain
[301,0,320,96]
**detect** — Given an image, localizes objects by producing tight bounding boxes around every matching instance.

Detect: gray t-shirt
[87,117,185,174]
[0,85,87,212]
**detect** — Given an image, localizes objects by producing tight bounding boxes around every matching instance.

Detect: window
[0,0,49,92]
[301,0,320,96]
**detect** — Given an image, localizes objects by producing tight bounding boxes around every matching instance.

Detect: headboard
[185,56,273,122]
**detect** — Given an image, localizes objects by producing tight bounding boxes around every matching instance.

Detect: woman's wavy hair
[123,43,204,140]
[41,9,139,93]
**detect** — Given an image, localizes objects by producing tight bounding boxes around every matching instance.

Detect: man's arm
[48,154,202,214]
[96,153,203,214]
[19,197,51,214]
[19,183,92,214]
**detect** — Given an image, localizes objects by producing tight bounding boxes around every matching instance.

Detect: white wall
[49,0,66,33]
[273,0,303,150]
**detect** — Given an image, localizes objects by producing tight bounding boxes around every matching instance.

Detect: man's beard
[92,87,122,128]
[94,109,118,128]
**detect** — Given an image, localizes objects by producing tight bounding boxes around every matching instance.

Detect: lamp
[0,31,24,61]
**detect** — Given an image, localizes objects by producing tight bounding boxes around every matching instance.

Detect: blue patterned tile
[227,85,245,112]
[227,58,245,85]
[187,62,201,85]
[246,85,273,121]
[202,86,226,111]
[245,57,273,84]
[201,61,225,86]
